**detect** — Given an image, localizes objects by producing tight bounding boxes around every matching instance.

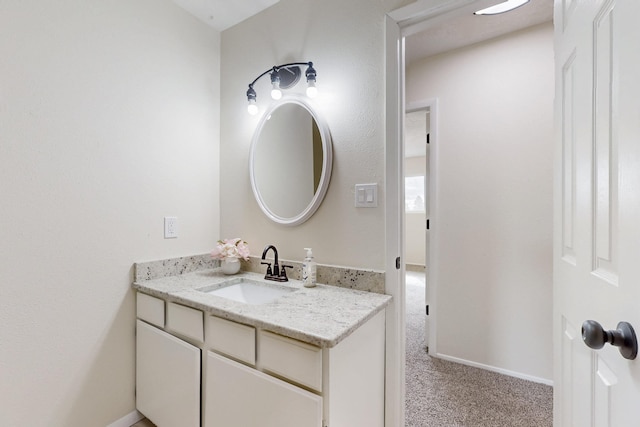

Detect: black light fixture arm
[247,62,315,89]
[245,61,316,114]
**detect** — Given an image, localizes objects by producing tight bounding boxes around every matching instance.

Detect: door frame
[383,14,405,427]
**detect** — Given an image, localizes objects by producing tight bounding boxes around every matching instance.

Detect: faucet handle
[261,262,272,276]
[280,264,293,281]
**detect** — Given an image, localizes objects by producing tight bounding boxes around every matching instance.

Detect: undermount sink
[198,278,295,305]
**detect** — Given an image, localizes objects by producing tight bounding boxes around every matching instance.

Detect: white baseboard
[434,353,554,386]
[107,410,145,427]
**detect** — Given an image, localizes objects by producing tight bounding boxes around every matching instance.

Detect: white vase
[221,258,241,275]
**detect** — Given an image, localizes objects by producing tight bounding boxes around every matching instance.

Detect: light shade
[474,0,529,15]
[306,81,317,98]
[270,72,282,100]
[247,99,258,115]
[271,86,283,100]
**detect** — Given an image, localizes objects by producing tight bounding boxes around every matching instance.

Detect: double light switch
[355,184,378,208]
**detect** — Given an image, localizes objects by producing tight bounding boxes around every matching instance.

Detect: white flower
[211,238,250,261]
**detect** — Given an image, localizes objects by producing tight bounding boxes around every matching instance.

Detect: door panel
[204,351,322,427]
[554,0,640,425]
[560,48,576,265]
[136,320,200,427]
[594,354,617,427]
[592,0,618,285]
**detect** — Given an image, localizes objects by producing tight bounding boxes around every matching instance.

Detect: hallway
[404,272,553,426]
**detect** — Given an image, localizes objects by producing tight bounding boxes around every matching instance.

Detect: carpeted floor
[405,272,553,427]
[131,419,154,427]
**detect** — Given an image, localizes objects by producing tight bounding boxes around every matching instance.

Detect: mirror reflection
[250,98,332,225]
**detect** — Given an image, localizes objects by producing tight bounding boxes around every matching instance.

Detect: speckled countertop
[133,268,391,348]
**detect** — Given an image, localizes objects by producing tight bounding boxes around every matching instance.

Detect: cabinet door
[136,320,200,427]
[205,351,322,427]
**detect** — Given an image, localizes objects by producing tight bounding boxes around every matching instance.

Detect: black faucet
[261,244,292,282]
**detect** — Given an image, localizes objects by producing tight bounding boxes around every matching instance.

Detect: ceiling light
[474,0,530,15]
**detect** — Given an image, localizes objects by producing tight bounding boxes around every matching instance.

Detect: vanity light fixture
[474,0,529,15]
[246,62,317,115]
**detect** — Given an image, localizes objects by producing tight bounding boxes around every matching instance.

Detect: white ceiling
[405,0,553,65]
[172,0,279,31]
[171,0,552,64]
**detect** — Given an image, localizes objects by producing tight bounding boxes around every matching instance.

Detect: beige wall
[219,0,406,269]
[0,1,220,425]
[407,23,554,381]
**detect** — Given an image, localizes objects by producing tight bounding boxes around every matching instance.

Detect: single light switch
[355,183,378,208]
[358,188,366,203]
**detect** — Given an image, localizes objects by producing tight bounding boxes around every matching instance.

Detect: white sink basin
[199,279,295,305]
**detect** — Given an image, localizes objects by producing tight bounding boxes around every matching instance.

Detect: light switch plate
[355,184,378,208]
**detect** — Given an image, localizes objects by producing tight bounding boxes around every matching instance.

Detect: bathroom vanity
[133,260,391,427]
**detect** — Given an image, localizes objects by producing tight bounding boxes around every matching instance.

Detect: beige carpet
[405,272,553,427]
[131,419,154,427]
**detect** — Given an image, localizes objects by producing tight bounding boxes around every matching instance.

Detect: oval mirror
[250,96,333,226]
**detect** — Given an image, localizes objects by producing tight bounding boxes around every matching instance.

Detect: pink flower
[211,238,251,261]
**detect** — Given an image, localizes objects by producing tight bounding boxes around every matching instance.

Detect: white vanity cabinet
[135,290,387,427]
[136,294,202,427]
[203,310,386,427]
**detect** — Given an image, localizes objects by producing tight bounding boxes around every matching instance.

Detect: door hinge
[426,219,430,230]
[395,257,401,269]
[426,305,429,316]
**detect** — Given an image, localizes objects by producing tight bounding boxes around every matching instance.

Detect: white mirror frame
[249,95,333,226]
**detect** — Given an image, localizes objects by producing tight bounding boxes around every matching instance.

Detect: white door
[404,105,433,348]
[404,107,431,346]
[136,320,200,427]
[554,0,640,425]
[424,127,430,348]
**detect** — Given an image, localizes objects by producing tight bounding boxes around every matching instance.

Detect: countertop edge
[133,272,392,348]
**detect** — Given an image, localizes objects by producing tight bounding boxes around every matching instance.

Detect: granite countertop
[133,269,392,348]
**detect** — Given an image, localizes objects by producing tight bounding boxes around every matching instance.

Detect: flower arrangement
[211,238,250,261]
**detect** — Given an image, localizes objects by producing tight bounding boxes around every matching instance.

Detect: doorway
[394,0,554,372]
[386,1,555,426]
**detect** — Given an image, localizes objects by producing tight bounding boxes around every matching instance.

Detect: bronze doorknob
[582,320,638,360]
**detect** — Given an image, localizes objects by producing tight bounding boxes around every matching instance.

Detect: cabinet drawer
[167,302,204,342]
[207,316,256,365]
[258,331,322,392]
[136,292,165,328]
